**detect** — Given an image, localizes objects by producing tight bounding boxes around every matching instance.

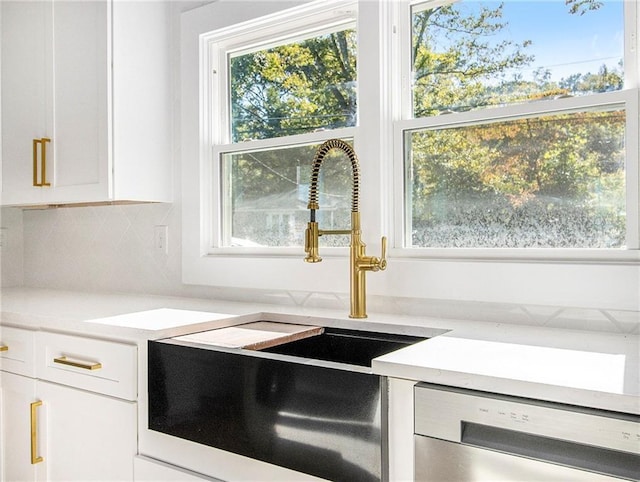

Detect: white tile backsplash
[2,203,636,334]
[0,207,24,287]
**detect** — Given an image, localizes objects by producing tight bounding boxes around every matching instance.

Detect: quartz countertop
[374,330,639,414]
[1,287,638,415]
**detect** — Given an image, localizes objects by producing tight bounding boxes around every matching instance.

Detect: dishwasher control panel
[414,383,640,455]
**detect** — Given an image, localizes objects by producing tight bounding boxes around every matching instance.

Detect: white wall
[0,0,637,335]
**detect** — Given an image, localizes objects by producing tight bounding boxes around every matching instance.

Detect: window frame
[201,2,358,256]
[391,0,640,261]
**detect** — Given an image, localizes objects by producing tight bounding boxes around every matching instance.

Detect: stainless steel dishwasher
[414,383,640,481]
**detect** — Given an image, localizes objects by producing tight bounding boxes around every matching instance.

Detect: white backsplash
[0,207,24,288]
[1,204,638,334]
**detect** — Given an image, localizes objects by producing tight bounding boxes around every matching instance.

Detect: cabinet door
[37,380,136,482]
[1,0,109,206]
[0,372,40,482]
[45,0,109,204]
[0,0,53,205]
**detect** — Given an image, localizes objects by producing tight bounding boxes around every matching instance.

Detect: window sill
[391,248,640,264]
[204,246,349,258]
[202,246,639,265]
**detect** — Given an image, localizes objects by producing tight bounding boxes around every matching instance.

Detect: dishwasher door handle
[460,422,640,481]
[415,435,632,482]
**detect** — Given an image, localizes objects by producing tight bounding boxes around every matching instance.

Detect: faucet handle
[378,236,387,271]
[304,222,322,263]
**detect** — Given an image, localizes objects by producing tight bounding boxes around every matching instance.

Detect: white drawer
[0,326,36,377]
[36,331,137,400]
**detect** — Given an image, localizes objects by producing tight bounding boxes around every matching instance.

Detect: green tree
[412,2,533,115]
[230,30,356,142]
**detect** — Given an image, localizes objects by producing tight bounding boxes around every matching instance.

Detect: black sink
[261,327,426,367]
[148,325,427,481]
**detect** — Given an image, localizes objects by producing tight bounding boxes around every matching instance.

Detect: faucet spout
[303,139,386,319]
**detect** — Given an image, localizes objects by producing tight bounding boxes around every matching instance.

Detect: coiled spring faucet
[304,139,387,319]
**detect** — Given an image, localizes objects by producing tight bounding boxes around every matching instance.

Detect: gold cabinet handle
[0,345,8,352]
[53,356,102,371]
[32,137,51,187]
[30,401,44,465]
[33,139,42,186]
[40,137,51,186]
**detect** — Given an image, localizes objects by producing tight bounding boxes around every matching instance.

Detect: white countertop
[374,333,639,414]
[85,308,240,330]
[1,287,638,415]
[0,288,260,341]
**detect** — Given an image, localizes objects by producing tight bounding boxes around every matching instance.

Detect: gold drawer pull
[0,345,8,352]
[30,401,44,464]
[53,356,102,371]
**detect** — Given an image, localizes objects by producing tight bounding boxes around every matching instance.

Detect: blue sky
[451,0,625,81]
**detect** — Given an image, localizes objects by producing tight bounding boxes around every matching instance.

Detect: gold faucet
[304,139,387,319]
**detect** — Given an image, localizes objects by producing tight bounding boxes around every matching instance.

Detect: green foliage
[230,29,356,142]
[412,2,534,115]
[409,110,626,248]
[411,1,622,114]
[565,0,603,16]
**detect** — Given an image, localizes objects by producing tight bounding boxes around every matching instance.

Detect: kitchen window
[182,0,638,307]
[203,3,358,251]
[395,0,639,253]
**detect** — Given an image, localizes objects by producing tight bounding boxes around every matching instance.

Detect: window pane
[229,28,357,142]
[406,109,626,248]
[412,0,624,116]
[222,141,354,247]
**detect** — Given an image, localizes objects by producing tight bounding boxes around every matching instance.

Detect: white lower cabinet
[37,380,136,482]
[0,327,137,482]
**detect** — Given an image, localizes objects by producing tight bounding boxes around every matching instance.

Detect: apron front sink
[148,323,427,481]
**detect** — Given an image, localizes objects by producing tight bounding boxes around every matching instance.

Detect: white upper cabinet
[0,0,172,206]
